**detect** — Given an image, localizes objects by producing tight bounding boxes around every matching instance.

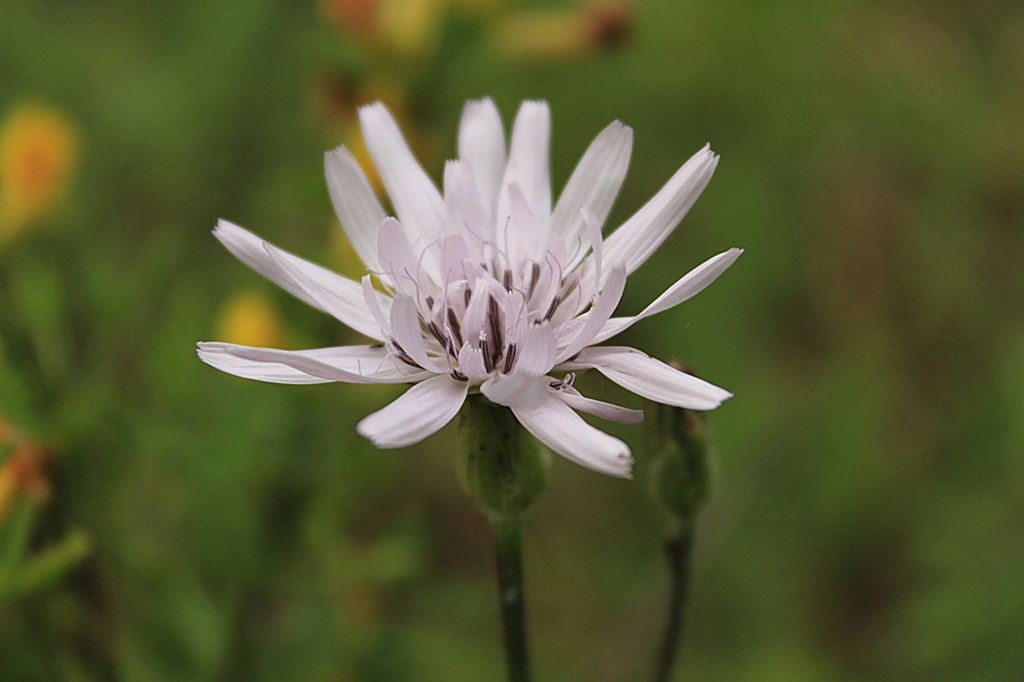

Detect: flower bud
[457,394,549,519]
[648,402,713,521]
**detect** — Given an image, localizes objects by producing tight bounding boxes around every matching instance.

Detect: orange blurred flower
[0,419,51,526]
[0,102,80,245]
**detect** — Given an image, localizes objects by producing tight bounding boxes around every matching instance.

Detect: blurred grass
[1,0,1023,680]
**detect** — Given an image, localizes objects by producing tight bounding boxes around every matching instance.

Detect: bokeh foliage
[1,0,1023,680]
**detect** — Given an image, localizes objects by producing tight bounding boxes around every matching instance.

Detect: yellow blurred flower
[215,290,287,349]
[494,0,633,60]
[0,102,80,245]
[329,219,370,280]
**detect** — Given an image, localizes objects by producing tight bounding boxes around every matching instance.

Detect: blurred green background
[2,0,1023,680]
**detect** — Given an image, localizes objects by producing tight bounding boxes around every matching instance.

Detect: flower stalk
[493,514,529,682]
[648,398,713,682]
[458,394,548,682]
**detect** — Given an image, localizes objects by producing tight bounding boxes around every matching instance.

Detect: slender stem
[654,520,696,682]
[493,514,529,682]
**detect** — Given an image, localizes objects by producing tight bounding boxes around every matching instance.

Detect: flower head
[198,99,740,477]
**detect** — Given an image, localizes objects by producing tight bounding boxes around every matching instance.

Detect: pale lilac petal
[550,121,632,268]
[501,182,539,270]
[581,205,603,294]
[481,373,548,410]
[599,145,718,283]
[556,264,627,363]
[439,232,472,285]
[359,102,445,244]
[377,217,422,294]
[213,220,384,341]
[324,145,386,272]
[512,395,633,478]
[361,275,391,333]
[516,322,556,375]
[496,101,551,233]
[458,97,506,219]
[357,375,469,448]
[389,294,442,372]
[553,386,644,425]
[568,346,732,410]
[197,342,432,384]
[457,344,489,383]
[263,242,388,341]
[443,161,490,248]
[593,247,743,343]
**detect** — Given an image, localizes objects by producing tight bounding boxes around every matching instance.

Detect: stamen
[527,262,540,299]
[391,339,422,369]
[503,343,517,374]
[481,338,494,373]
[464,287,472,307]
[425,295,434,310]
[561,278,579,304]
[503,269,513,292]
[543,295,561,322]
[427,321,447,348]
[487,296,504,368]
[446,308,463,348]
[451,369,468,382]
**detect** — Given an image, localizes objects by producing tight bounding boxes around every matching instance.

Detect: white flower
[198,99,741,478]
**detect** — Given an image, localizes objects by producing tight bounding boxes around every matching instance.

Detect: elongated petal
[361,275,391,333]
[512,395,633,478]
[443,160,490,249]
[198,342,431,384]
[324,145,387,272]
[359,102,445,244]
[482,373,548,410]
[570,347,732,410]
[502,182,539,270]
[389,294,442,372]
[554,386,644,424]
[457,344,489,383]
[582,205,603,300]
[458,97,506,219]
[377,217,422,294]
[517,321,557,375]
[557,264,627,362]
[593,248,742,343]
[214,220,384,341]
[550,121,632,268]
[357,375,468,448]
[600,145,718,283]
[496,101,551,233]
[263,242,385,340]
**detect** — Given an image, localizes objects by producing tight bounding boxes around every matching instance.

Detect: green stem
[654,520,696,682]
[493,514,529,682]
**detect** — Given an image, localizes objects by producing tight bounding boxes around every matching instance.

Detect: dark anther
[451,369,468,382]
[503,269,513,292]
[503,343,517,374]
[425,295,434,310]
[391,340,422,369]
[487,295,504,368]
[561,278,579,304]
[528,262,540,299]
[481,338,494,374]
[427,321,447,348]
[464,287,472,307]
[446,308,463,348]
[543,295,561,322]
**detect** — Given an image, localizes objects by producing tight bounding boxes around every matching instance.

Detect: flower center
[386,251,583,384]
